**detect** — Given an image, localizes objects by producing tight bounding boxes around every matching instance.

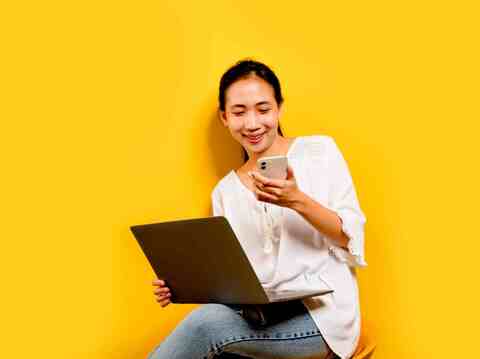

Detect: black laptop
[130,216,333,304]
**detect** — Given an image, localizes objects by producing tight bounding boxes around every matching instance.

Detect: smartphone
[257,155,288,180]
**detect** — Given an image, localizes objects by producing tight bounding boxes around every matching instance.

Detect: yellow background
[1,1,479,358]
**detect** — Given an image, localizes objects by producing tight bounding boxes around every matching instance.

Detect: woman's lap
[147,300,337,359]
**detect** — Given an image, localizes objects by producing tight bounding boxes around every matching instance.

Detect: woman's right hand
[152,278,171,307]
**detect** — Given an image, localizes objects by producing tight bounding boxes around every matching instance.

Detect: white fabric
[211,135,367,359]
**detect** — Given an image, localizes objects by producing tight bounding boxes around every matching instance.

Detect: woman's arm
[249,166,350,249]
[290,191,350,249]
[250,136,367,267]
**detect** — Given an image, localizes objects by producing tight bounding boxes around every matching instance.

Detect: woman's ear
[218,109,228,127]
[278,103,283,118]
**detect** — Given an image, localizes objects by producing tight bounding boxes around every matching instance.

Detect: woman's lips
[245,133,264,144]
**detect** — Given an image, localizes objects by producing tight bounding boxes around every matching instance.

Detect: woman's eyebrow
[256,101,271,106]
[230,101,270,110]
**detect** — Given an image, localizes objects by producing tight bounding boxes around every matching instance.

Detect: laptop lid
[131,216,270,304]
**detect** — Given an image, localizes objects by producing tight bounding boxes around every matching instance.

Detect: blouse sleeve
[325,136,368,268]
[211,187,225,217]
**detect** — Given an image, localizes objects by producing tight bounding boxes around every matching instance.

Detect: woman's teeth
[246,134,263,143]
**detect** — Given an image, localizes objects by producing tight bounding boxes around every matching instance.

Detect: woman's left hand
[248,165,303,209]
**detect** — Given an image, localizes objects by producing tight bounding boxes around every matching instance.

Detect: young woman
[149,59,367,359]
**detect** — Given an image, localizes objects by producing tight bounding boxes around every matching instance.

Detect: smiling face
[219,75,283,158]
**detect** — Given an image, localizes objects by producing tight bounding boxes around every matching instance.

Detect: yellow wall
[1,1,479,358]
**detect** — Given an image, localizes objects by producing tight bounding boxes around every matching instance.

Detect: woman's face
[220,75,282,156]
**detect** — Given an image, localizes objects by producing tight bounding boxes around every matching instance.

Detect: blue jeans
[147,300,339,359]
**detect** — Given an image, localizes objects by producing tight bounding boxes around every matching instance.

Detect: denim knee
[180,304,242,339]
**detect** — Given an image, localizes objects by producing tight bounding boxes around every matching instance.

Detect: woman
[149,59,367,359]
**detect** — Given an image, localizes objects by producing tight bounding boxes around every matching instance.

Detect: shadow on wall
[198,96,244,217]
[206,105,244,180]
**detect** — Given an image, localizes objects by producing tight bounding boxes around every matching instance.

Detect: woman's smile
[245,132,266,144]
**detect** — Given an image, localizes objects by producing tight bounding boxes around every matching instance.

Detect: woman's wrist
[289,190,311,213]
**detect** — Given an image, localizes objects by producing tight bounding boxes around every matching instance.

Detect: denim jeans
[147,300,339,359]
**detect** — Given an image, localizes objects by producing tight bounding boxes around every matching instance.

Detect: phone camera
[261,162,266,165]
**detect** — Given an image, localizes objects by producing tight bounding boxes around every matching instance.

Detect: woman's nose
[244,112,260,130]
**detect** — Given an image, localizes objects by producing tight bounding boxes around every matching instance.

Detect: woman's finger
[260,186,282,197]
[153,287,170,294]
[256,189,278,202]
[152,279,165,286]
[154,289,171,297]
[253,172,285,188]
[156,293,171,301]
[156,292,171,299]
[159,298,171,307]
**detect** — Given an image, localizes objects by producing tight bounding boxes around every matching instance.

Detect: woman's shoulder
[302,134,334,144]
[300,134,336,158]
[211,170,236,197]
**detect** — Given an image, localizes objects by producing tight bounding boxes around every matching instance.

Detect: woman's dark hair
[218,59,285,162]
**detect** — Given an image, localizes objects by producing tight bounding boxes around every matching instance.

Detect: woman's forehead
[225,77,275,106]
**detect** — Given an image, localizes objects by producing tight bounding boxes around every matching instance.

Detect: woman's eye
[233,112,245,116]
[259,109,270,113]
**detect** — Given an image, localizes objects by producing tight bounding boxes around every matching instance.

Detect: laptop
[130,216,333,304]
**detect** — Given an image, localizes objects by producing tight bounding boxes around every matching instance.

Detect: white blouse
[211,135,367,359]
